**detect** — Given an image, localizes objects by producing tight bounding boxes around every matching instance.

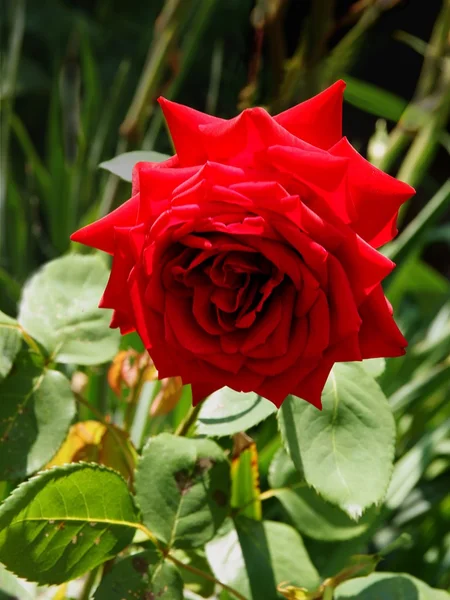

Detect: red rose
[71,81,414,408]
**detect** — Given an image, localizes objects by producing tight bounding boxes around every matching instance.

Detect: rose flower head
[71,81,414,409]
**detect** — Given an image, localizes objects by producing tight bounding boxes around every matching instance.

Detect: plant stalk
[167,553,247,600]
[0,0,26,268]
[174,399,204,436]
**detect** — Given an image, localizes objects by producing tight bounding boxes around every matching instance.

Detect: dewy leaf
[0,463,140,585]
[18,255,120,365]
[94,549,184,600]
[0,310,22,381]
[268,449,376,541]
[334,572,450,600]
[0,352,76,480]
[196,388,276,437]
[278,363,395,518]
[99,151,171,182]
[135,433,230,549]
[206,518,320,600]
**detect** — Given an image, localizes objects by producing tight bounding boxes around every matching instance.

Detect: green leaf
[334,572,450,599]
[344,75,408,121]
[268,449,376,541]
[362,358,385,379]
[171,549,215,598]
[135,433,230,549]
[0,463,140,584]
[206,518,320,599]
[18,255,120,365]
[99,151,171,182]
[196,388,276,437]
[386,419,450,510]
[231,436,262,520]
[0,564,35,600]
[278,363,395,518]
[0,310,21,382]
[94,549,184,600]
[0,352,76,479]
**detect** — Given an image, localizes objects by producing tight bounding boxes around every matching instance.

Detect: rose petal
[158,97,225,166]
[330,137,415,247]
[358,285,407,358]
[70,194,139,254]
[274,80,345,149]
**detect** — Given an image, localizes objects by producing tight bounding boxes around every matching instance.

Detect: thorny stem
[167,553,248,600]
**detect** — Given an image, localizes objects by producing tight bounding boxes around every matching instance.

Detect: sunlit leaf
[0,352,76,480]
[334,572,450,599]
[135,433,230,549]
[278,363,395,518]
[196,388,276,437]
[206,518,320,599]
[93,549,184,600]
[46,420,137,484]
[18,255,120,365]
[0,463,140,584]
[268,449,377,541]
[231,433,262,520]
[0,310,21,382]
[99,151,171,182]
[0,564,35,600]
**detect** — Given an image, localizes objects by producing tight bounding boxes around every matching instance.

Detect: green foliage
[268,449,377,541]
[334,572,450,600]
[100,151,171,181]
[206,519,320,599]
[0,463,140,584]
[344,76,408,121]
[94,549,184,600]
[135,433,230,548]
[0,311,21,381]
[0,352,76,479]
[278,363,396,518]
[18,255,120,365]
[196,388,276,437]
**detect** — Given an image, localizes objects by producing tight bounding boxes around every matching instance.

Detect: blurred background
[0,0,449,591]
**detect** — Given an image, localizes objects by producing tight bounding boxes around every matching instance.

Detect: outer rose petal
[330,137,415,247]
[274,80,346,149]
[70,194,139,254]
[292,359,335,410]
[358,285,407,358]
[158,97,225,166]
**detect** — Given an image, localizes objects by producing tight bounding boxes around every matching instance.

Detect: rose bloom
[72,81,414,409]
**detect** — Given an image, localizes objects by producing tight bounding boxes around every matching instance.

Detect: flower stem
[174,400,204,436]
[79,566,100,600]
[167,553,247,600]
